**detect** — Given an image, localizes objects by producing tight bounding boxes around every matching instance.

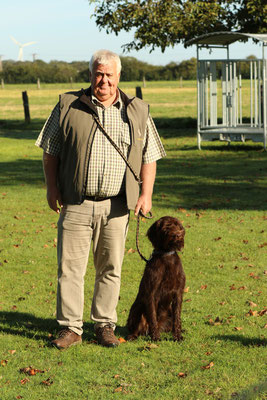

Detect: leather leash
[92,113,154,261]
[136,210,153,262]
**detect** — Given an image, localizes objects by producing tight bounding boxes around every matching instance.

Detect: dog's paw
[127,334,138,341]
[173,334,183,342]
[150,334,161,342]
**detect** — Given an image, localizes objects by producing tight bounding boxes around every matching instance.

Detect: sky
[1,0,265,66]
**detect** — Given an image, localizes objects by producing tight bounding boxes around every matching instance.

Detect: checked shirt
[36,92,166,197]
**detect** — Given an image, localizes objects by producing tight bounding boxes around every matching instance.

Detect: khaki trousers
[56,196,129,335]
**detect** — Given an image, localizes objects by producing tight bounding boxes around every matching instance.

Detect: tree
[89,0,267,52]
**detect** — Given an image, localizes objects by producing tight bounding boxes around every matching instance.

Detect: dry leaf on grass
[41,378,53,386]
[20,378,30,385]
[178,372,187,378]
[201,361,214,370]
[20,366,44,376]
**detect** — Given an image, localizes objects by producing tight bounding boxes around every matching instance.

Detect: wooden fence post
[143,76,146,88]
[22,91,31,123]
[136,86,143,99]
[1,79,4,89]
[37,78,41,89]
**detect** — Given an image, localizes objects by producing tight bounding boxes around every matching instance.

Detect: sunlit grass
[0,83,266,400]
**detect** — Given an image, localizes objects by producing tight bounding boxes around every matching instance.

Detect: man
[35,50,166,349]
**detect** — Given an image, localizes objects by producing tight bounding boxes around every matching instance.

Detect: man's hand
[43,152,62,213]
[134,162,156,216]
[47,185,63,213]
[134,193,152,216]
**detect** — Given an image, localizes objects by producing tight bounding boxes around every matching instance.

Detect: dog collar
[152,250,176,257]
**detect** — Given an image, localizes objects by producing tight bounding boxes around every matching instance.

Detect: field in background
[0,83,266,400]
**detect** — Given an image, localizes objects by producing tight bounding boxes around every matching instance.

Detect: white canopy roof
[185,32,267,47]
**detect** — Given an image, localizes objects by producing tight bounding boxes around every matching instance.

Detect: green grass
[0,83,266,400]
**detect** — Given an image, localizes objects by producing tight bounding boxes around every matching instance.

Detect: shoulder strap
[92,113,142,185]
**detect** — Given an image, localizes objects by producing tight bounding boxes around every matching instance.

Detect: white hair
[89,50,121,74]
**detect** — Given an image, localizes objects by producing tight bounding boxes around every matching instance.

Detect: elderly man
[35,50,165,349]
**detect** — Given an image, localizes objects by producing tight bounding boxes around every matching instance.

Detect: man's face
[91,61,120,102]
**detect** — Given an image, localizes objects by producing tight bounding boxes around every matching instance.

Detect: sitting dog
[127,216,186,342]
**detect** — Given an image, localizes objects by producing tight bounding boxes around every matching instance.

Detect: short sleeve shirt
[36,92,166,197]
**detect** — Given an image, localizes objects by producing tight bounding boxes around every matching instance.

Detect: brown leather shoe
[51,328,82,350]
[95,325,120,348]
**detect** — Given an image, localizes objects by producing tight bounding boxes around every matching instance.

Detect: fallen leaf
[234,327,243,331]
[20,366,44,376]
[114,374,120,379]
[184,287,189,293]
[1,360,8,366]
[201,285,207,290]
[114,387,123,392]
[238,286,247,290]
[230,284,236,290]
[20,378,30,385]
[258,242,267,248]
[8,350,16,355]
[178,372,187,378]
[258,308,267,316]
[127,248,136,254]
[16,396,23,399]
[263,324,267,329]
[141,343,159,351]
[249,272,259,279]
[246,309,258,317]
[214,237,221,241]
[201,361,214,370]
[248,301,257,307]
[41,378,53,386]
[243,240,248,244]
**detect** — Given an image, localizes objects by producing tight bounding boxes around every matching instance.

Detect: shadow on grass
[232,379,267,400]
[0,311,128,344]
[155,146,267,211]
[0,118,45,140]
[0,159,44,186]
[1,116,267,211]
[213,334,267,347]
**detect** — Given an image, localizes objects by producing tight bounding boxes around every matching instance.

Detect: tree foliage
[0,57,199,83]
[89,0,267,52]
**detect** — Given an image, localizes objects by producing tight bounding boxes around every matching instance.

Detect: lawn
[0,82,266,400]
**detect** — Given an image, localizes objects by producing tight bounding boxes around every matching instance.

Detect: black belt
[85,195,110,201]
[84,194,124,202]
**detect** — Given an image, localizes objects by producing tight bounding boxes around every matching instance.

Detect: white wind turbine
[10,36,37,61]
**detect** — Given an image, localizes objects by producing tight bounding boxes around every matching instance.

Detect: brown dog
[127,216,186,342]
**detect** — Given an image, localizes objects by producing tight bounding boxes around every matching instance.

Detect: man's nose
[101,74,108,83]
